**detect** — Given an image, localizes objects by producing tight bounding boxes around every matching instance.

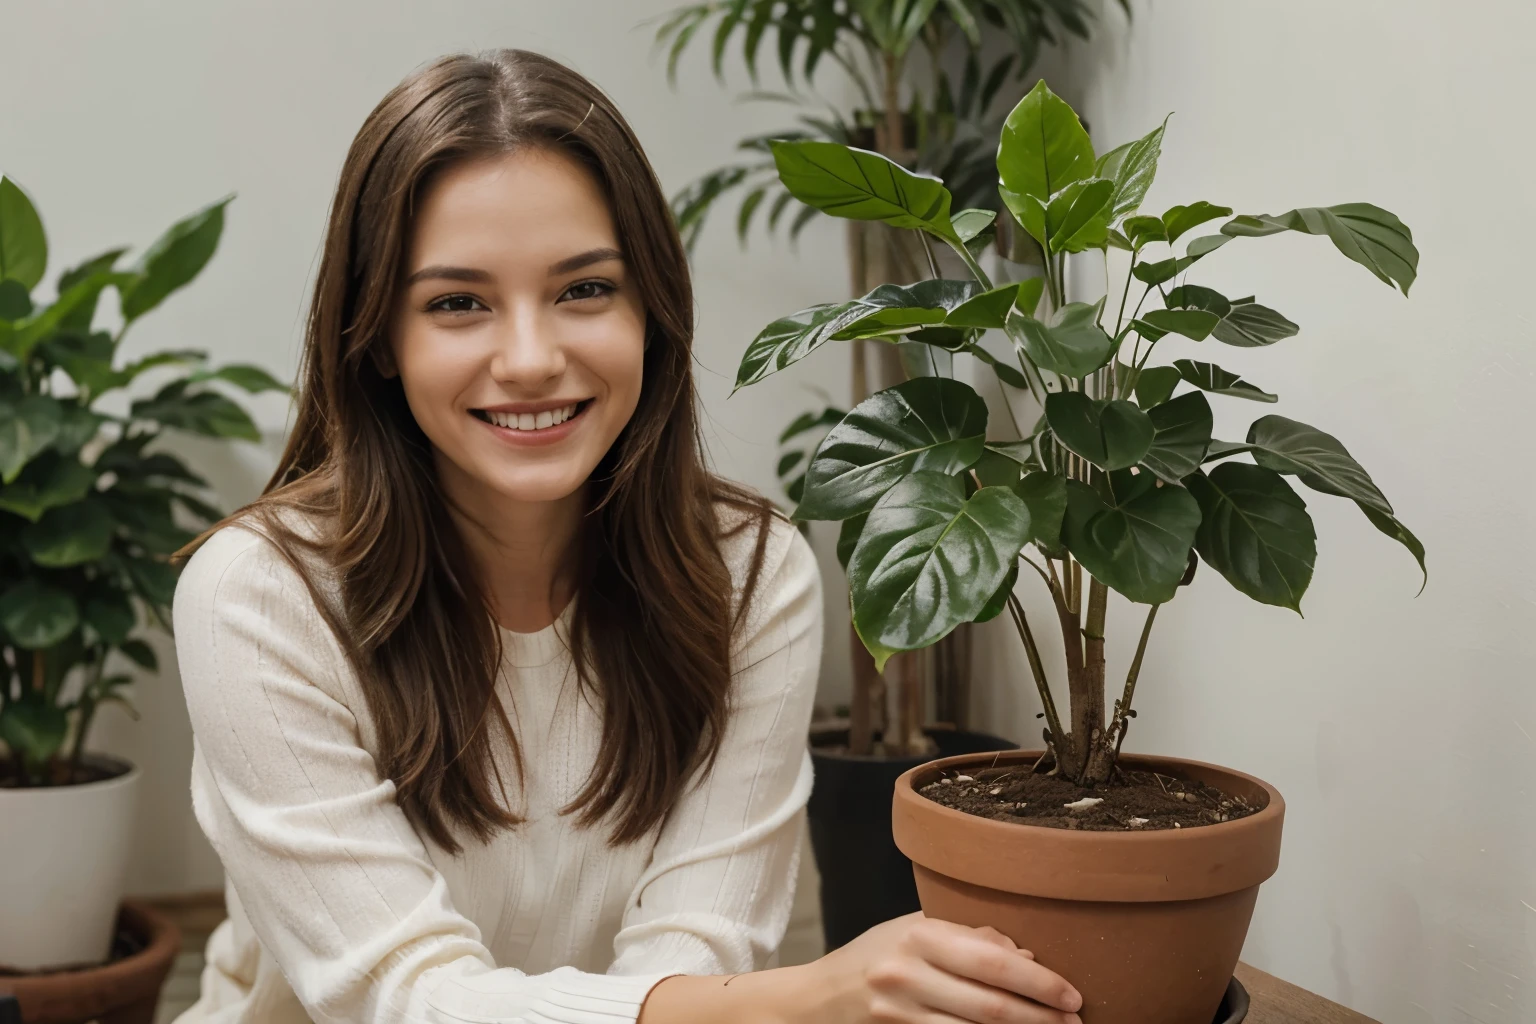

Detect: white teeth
[483,403,579,431]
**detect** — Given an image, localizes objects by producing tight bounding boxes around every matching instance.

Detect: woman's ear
[371,340,400,379]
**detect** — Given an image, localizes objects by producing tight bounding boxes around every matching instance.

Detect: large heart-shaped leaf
[736,301,873,390]
[1211,298,1299,347]
[1061,471,1201,604]
[0,176,47,290]
[1188,463,1316,611]
[998,80,1096,207]
[1140,391,1212,483]
[1097,117,1166,223]
[20,499,115,567]
[1244,415,1391,514]
[771,140,957,241]
[1221,203,1417,295]
[1045,392,1154,471]
[121,196,233,321]
[1162,202,1232,243]
[849,471,1030,669]
[1173,360,1278,402]
[796,377,988,521]
[0,578,80,648]
[1132,365,1181,409]
[1010,301,1113,378]
[1016,471,1067,552]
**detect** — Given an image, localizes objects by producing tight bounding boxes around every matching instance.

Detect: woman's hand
[805,912,1083,1024]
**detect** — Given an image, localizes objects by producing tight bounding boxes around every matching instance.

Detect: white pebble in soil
[988,787,1002,796]
[1063,797,1104,813]
[1128,817,1150,827]
[955,775,975,782]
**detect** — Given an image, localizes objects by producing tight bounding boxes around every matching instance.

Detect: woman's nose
[489,308,566,387]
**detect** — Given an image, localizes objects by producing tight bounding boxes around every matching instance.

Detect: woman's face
[391,147,646,511]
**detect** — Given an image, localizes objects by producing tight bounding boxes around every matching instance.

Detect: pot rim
[0,753,138,797]
[892,750,1286,903]
[0,900,179,995]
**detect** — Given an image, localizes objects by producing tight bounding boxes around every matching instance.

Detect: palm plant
[732,82,1424,784]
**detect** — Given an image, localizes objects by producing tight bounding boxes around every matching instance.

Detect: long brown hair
[199,50,773,852]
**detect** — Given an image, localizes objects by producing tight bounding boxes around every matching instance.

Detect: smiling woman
[167,49,1084,1024]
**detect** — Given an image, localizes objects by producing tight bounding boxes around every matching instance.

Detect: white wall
[0,0,853,895]
[972,2,1535,1022]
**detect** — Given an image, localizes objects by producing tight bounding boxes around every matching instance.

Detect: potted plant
[0,175,282,999]
[658,0,1127,950]
[731,82,1420,1023]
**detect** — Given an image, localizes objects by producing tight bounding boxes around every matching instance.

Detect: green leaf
[999,185,1047,246]
[966,341,1031,390]
[795,377,988,521]
[0,278,31,321]
[1140,391,1213,483]
[770,140,957,241]
[1186,234,1232,258]
[191,363,288,394]
[951,208,997,244]
[0,395,64,483]
[739,298,903,390]
[0,177,47,290]
[1133,365,1181,408]
[973,447,1022,488]
[1165,283,1231,317]
[130,388,261,441]
[121,195,233,320]
[1210,299,1299,348]
[849,471,1030,669]
[1045,392,1154,471]
[836,512,866,571]
[1016,471,1067,551]
[1046,177,1114,252]
[1358,504,1427,592]
[1221,203,1417,294]
[1061,470,1201,604]
[0,454,95,521]
[1104,116,1167,222]
[1010,301,1113,378]
[1188,464,1316,611]
[8,270,135,360]
[1173,359,1278,402]
[0,697,69,767]
[83,589,136,646]
[1244,415,1392,515]
[975,565,1019,623]
[1139,307,1221,341]
[121,555,178,610]
[20,499,115,567]
[837,280,980,339]
[0,579,80,648]
[779,406,845,444]
[1123,215,1166,248]
[56,248,130,333]
[1132,254,1194,286]
[947,282,1027,329]
[1162,201,1232,243]
[998,80,1095,206]
[119,638,158,671]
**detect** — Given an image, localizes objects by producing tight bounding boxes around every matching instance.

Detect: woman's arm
[176,526,669,1024]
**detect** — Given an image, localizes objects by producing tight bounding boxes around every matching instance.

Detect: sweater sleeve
[606,517,823,978]
[176,527,670,1024]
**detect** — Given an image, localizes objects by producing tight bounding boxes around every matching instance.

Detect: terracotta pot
[0,901,180,1024]
[892,751,1284,1024]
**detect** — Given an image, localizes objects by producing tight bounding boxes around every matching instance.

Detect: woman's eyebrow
[405,265,492,286]
[549,246,624,275]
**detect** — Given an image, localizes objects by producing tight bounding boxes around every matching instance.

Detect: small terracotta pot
[0,901,180,1024]
[892,751,1284,1024]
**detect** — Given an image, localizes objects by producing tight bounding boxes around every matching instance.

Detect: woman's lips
[471,399,591,446]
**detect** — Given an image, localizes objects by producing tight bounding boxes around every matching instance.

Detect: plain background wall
[3,1,1531,1020]
[0,0,855,894]
[970,2,1533,1022]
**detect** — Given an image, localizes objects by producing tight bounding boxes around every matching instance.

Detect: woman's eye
[427,294,487,314]
[560,280,614,303]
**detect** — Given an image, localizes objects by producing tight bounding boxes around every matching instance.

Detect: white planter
[0,755,140,970]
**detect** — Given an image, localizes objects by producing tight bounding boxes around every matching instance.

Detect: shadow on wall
[93,430,287,898]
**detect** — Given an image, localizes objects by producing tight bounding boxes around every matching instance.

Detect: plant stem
[918,231,940,279]
[1007,592,1065,749]
[1113,603,1161,758]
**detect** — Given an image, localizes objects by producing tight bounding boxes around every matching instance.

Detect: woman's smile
[471,398,594,445]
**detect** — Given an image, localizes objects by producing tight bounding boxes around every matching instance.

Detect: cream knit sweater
[171,513,822,1024]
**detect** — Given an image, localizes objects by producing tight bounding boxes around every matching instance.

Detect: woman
[174,49,1083,1024]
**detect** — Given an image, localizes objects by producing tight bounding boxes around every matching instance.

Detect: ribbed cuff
[530,968,676,1024]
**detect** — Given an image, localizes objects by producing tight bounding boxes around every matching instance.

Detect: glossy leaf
[1139,307,1220,341]
[951,208,997,244]
[1244,415,1392,515]
[1046,177,1114,253]
[975,565,1019,623]
[1102,117,1167,223]
[1165,283,1231,317]
[20,500,115,567]
[122,196,232,321]
[0,176,47,290]
[1173,359,1278,402]
[998,80,1095,206]
[1359,504,1427,591]
[1211,299,1299,347]
[1162,201,1231,243]
[1221,203,1417,294]
[1061,471,1201,604]
[1188,463,1316,611]
[795,377,988,521]
[0,579,80,649]
[947,281,1027,329]
[771,140,957,241]
[1133,365,1180,409]
[736,301,872,389]
[1140,391,1213,484]
[849,471,1031,669]
[838,280,980,339]
[1045,392,1154,471]
[1010,301,1113,378]
[1016,470,1068,551]
[836,512,866,571]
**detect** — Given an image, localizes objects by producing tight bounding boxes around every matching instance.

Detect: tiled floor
[154,831,828,1021]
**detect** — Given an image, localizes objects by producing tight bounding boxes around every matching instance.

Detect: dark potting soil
[0,757,123,789]
[918,762,1260,831]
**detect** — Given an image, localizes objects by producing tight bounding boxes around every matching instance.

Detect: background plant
[733,81,1425,785]
[0,176,284,786]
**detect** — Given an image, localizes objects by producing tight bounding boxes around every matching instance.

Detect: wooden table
[1236,963,1379,1023]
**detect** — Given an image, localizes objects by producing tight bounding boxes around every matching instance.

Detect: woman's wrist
[637,960,844,1024]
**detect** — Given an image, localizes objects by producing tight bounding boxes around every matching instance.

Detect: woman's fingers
[911,919,1082,1014]
[969,924,1033,959]
[898,960,1082,1024]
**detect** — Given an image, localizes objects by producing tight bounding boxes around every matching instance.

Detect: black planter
[807,728,1015,950]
